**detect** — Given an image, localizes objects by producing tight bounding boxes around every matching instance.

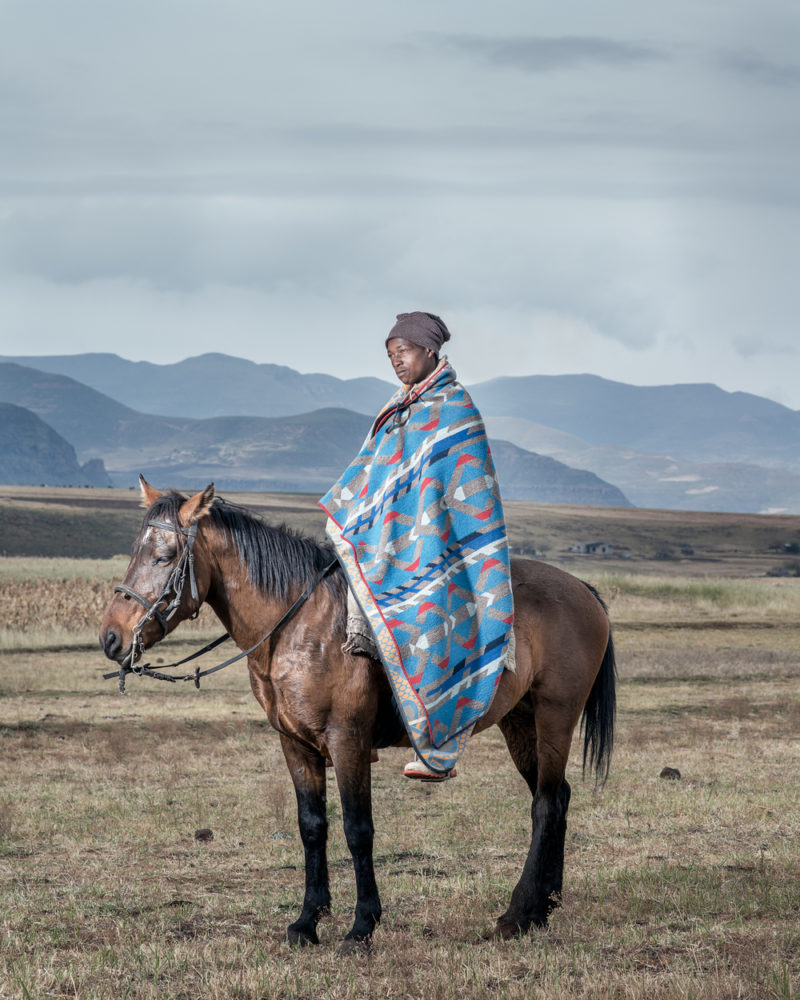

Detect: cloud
[1,0,799,414]
[719,50,800,87]
[440,34,666,73]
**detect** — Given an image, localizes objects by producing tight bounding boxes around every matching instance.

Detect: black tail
[580,583,617,783]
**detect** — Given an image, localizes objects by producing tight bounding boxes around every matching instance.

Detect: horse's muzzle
[100,627,125,662]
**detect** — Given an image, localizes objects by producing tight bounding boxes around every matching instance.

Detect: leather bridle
[113,517,200,680]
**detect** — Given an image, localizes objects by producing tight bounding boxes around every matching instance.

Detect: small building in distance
[569,541,613,555]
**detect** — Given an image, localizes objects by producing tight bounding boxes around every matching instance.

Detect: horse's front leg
[331,743,381,952]
[279,734,331,946]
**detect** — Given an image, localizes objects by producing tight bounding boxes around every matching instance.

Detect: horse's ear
[179,483,215,526]
[139,475,162,509]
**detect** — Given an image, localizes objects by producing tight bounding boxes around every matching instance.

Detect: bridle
[106,515,337,694]
[112,517,201,686]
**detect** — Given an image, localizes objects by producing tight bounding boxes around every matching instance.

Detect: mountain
[0,361,164,454]
[5,353,797,472]
[0,363,630,504]
[0,352,392,419]
[469,374,800,471]
[109,410,631,505]
[489,441,630,507]
[0,403,113,486]
[485,416,800,514]
[5,354,799,511]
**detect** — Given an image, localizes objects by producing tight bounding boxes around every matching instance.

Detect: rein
[105,516,337,693]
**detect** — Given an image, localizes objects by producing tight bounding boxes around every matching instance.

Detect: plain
[0,488,798,999]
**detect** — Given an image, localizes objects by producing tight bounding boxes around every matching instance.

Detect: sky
[1,1,799,408]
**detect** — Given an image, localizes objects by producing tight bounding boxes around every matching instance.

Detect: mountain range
[0,362,629,506]
[1,352,798,512]
[0,352,390,419]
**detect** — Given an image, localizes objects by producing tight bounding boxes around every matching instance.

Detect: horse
[99,478,616,951]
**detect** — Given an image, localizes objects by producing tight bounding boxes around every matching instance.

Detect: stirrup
[403,754,456,781]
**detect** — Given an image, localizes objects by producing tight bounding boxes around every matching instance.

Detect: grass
[3,558,798,651]
[3,485,800,574]
[1,654,798,998]
[589,572,800,622]
[0,556,129,582]
[0,490,799,997]
[0,572,223,652]
[1,570,799,997]
[0,497,142,559]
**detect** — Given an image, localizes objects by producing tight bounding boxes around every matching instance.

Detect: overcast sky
[1,1,799,408]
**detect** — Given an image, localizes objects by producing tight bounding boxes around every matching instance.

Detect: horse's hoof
[492,919,529,940]
[286,924,319,947]
[335,935,372,957]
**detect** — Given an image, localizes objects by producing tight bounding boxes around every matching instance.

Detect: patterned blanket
[319,359,513,774]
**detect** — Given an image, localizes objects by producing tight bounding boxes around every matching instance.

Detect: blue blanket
[319,359,513,774]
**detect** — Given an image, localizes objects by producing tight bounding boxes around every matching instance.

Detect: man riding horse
[99,312,614,947]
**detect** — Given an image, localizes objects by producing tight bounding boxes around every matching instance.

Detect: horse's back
[478,558,610,730]
[510,556,608,638]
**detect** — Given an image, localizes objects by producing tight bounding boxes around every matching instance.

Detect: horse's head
[99,476,215,666]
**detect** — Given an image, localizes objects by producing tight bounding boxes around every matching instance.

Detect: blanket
[319,359,514,774]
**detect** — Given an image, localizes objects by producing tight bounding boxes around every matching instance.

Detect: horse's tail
[580,583,617,784]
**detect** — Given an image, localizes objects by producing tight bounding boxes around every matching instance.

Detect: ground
[0,489,798,999]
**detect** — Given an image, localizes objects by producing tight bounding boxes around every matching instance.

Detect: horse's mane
[144,492,345,605]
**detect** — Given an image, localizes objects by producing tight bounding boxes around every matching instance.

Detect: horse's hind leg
[496,699,572,936]
[280,735,331,946]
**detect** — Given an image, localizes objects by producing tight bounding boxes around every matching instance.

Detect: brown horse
[99,478,616,950]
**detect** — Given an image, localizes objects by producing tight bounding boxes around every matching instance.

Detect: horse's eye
[153,552,175,566]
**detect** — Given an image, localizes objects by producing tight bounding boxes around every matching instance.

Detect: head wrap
[386,311,451,355]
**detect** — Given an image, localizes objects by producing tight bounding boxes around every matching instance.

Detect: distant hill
[4,354,798,472]
[107,408,633,506]
[0,403,112,487]
[5,354,799,511]
[5,351,798,473]
[0,362,161,454]
[0,364,630,505]
[0,352,392,419]
[490,441,630,507]
[470,374,800,471]
[486,416,800,514]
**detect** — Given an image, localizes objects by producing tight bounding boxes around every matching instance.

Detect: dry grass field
[1,489,799,999]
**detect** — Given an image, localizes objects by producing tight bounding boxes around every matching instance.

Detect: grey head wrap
[385,311,451,355]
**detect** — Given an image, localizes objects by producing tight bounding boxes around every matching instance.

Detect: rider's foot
[403,754,456,781]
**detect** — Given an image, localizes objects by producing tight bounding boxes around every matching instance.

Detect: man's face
[386,337,437,388]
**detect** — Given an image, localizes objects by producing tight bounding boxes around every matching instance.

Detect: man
[320,312,514,779]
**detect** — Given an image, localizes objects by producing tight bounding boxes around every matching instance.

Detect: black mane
[142,492,345,605]
[210,498,344,602]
